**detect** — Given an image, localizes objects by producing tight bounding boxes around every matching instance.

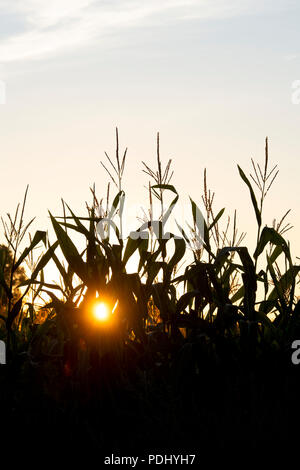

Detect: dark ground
[0,341,300,465]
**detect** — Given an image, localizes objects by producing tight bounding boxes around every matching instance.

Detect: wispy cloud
[0,0,279,63]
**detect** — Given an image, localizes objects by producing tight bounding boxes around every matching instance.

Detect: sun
[94,302,109,321]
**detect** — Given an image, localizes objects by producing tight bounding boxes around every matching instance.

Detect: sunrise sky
[0,0,300,269]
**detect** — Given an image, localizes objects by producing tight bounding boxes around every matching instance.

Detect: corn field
[0,130,300,459]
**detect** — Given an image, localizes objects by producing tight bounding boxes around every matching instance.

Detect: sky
[0,0,300,277]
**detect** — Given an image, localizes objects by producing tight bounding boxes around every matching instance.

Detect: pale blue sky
[0,0,300,265]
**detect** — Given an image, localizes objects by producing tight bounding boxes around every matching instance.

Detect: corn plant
[0,187,48,357]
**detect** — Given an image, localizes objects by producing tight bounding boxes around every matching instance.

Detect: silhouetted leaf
[49,212,87,282]
[254,226,289,260]
[238,165,261,227]
[6,297,23,329]
[15,230,47,270]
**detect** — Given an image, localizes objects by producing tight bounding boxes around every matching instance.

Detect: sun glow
[94,302,109,321]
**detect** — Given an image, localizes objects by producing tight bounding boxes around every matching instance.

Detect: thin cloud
[0,0,282,63]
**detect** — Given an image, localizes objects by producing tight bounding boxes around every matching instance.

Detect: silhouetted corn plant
[0,187,48,357]
[0,133,298,377]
